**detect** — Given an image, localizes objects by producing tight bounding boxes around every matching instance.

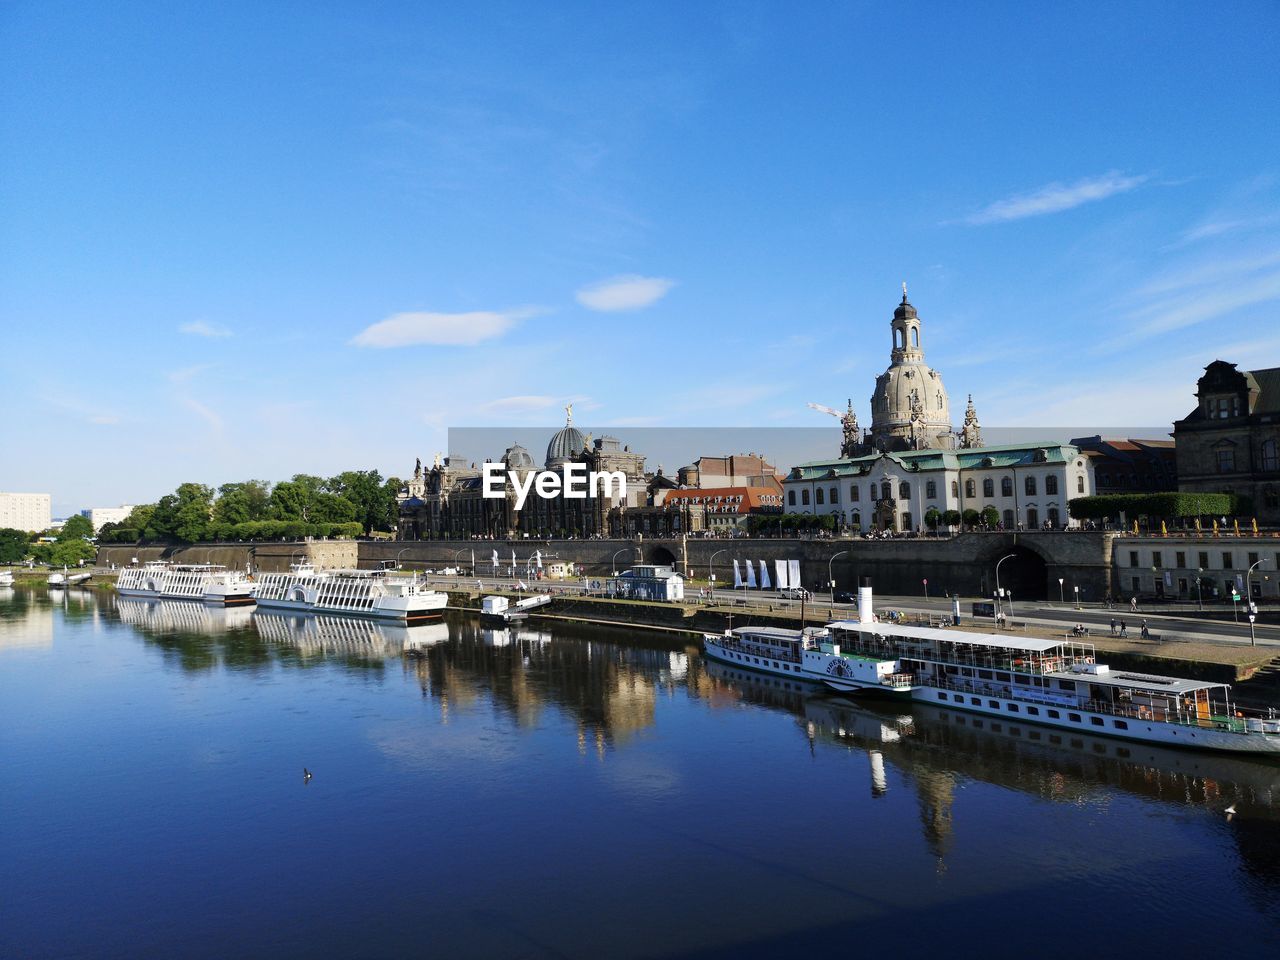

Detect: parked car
[780,587,812,600]
[833,591,857,604]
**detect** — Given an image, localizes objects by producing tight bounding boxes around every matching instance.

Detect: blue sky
[2,2,1278,515]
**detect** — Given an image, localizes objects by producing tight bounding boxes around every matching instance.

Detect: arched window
[1025,476,1037,496]
[965,479,976,498]
[1048,507,1061,528]
[801,489,810,506]
[1046,475,1059,495]
[816,487,824,505]
[830,486,839,504]
[1027,508,1039,528]
[1262,439,1279,471]
[951,480,959,498]
[983,478,994,497]
[852,512,862,527]
[881,481,891,500]
[1265,486,1279,509]
[926,480,937,499]
[1001,477,1013,497]
[1003,509,1015,528]
[851,485,860,502]
[1077,476,1085,493]
[899,481,911,499]
[911,327,919,348]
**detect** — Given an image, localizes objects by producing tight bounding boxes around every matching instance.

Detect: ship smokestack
[858,576,874,624]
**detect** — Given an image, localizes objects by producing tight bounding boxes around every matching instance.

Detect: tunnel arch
[980,543,1049,601]
[645,545,678,567]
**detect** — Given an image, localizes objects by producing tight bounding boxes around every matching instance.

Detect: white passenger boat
[0,570,16,587]
[817,582,1280,755]
[253,565,446,622]
[116,562,256,606]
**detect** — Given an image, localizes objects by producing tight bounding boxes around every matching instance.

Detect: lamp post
[1058,577,1064,605]
[709,548,727,604]
[828,550,848,606]
[1246,559,1269,647]
[396,547,410,572]
[1196,567,1204,612]
[994,553,1015,625]
[611,548,630,576]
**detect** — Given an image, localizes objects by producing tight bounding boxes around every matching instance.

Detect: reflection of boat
[117,562,255,605]
[253,610,448,655]
[254,565,446,621]
[0,571,14,587]
[115,597,255,633]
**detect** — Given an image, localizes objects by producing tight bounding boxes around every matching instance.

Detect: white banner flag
[775,559,789,590]
[789,559,801,588]
[732,560,742,588]
[491,549,499,571]
[745,561,757,588]
[535,550,543,568]
[759,560,771,589]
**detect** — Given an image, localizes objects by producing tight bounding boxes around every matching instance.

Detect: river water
[2,586,1278,959]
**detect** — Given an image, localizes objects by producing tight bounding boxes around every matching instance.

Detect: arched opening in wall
[911,327,919,348]
[894,329,904,350]
[985,545,1049,601]
[646,546,677,567]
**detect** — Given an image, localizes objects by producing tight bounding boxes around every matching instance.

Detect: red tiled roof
[664,486,782,514]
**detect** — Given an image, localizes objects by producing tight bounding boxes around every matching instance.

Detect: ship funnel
[858,576,874,624]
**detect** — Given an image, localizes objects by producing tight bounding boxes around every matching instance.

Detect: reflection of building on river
[402,619,688,755]
[0,591,55,650]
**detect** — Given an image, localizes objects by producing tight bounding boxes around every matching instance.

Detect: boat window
[1058,680,1076,691]
[1007,704,1019,712]
[970,697,980,705]
[978,670,992,680]
[937,692,946,700]
[1068,713,1081,723]
[996,673,1010,682]
[1026,706,1039,716]
[990,723,1002,733]
[1113,720,1128,730]
[1049,734,1062,745]
[988,700,999,708]
[1091,717,1104,727]
[972,720,983,729]
[1046,709,1060,719]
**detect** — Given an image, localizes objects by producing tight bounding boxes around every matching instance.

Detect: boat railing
[924,675,1264,735]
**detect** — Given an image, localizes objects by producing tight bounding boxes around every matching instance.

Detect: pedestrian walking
[1110,617,1117,636]
[1119,620,1128,638]
[1130,596,1138,613]
[1141,620,1150,641]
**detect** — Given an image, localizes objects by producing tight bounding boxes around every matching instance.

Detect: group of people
[1109,617,1152,640]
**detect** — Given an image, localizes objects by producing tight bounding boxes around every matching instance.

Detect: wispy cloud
[180,320,232,338]
[575,275,674,312]
[166,363,215,384]
[966,171,1148,225]
[181,397,224,433]
[478,395,558,415]
[350,309,537,348]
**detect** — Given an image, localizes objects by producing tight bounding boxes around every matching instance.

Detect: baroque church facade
[785,287,1094,532]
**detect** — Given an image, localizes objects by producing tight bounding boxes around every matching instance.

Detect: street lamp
[1246,558,1269,647]
[709,548,728,604]
[1058,577,1064,605]
[1196,567,1204,612]
[994,553,1016,626]
[611,547,630,576]
[396,547,410,571]
[828,550,848,606]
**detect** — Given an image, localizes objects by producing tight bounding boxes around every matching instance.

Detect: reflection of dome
[546,423,587,467]
[503,443,534,470]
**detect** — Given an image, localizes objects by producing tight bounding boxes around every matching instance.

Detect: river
[1,586,1277,958]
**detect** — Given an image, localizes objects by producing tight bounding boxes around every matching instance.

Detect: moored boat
[116,562,255,606]
[253,565,446,622]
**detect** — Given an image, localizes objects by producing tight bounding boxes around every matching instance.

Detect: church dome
[869,286,955,451]
[503,443,534,470]
[546,423,587,467]
[893,293,918,320]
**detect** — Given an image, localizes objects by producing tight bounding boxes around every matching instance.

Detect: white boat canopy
[827,620,1068,653]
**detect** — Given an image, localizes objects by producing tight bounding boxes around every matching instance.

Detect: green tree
[942,509,962,529]
[0,527,29,563]
[962,508,980,529]
[58,514,94,541]
[924,508,942,531]
[326,470,389,534]
[981,506,1000,528]
[213,480,272,525]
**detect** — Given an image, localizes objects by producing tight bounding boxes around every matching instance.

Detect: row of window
[933,692,1129,730]
[786,473,1081,507]
[1127,549,1279,571]
[1214,439,1279,474]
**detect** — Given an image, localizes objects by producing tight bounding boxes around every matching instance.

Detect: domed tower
[870,285,954,452]
[545,403,588,469]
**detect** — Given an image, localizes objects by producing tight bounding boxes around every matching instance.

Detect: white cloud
[478,395,558,415]
[180,320,232,338]
[181,397,224,433]
[166,363,215,384]
[350,309,532,348]
[575,275,674,312]
[966,171,1147,225]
